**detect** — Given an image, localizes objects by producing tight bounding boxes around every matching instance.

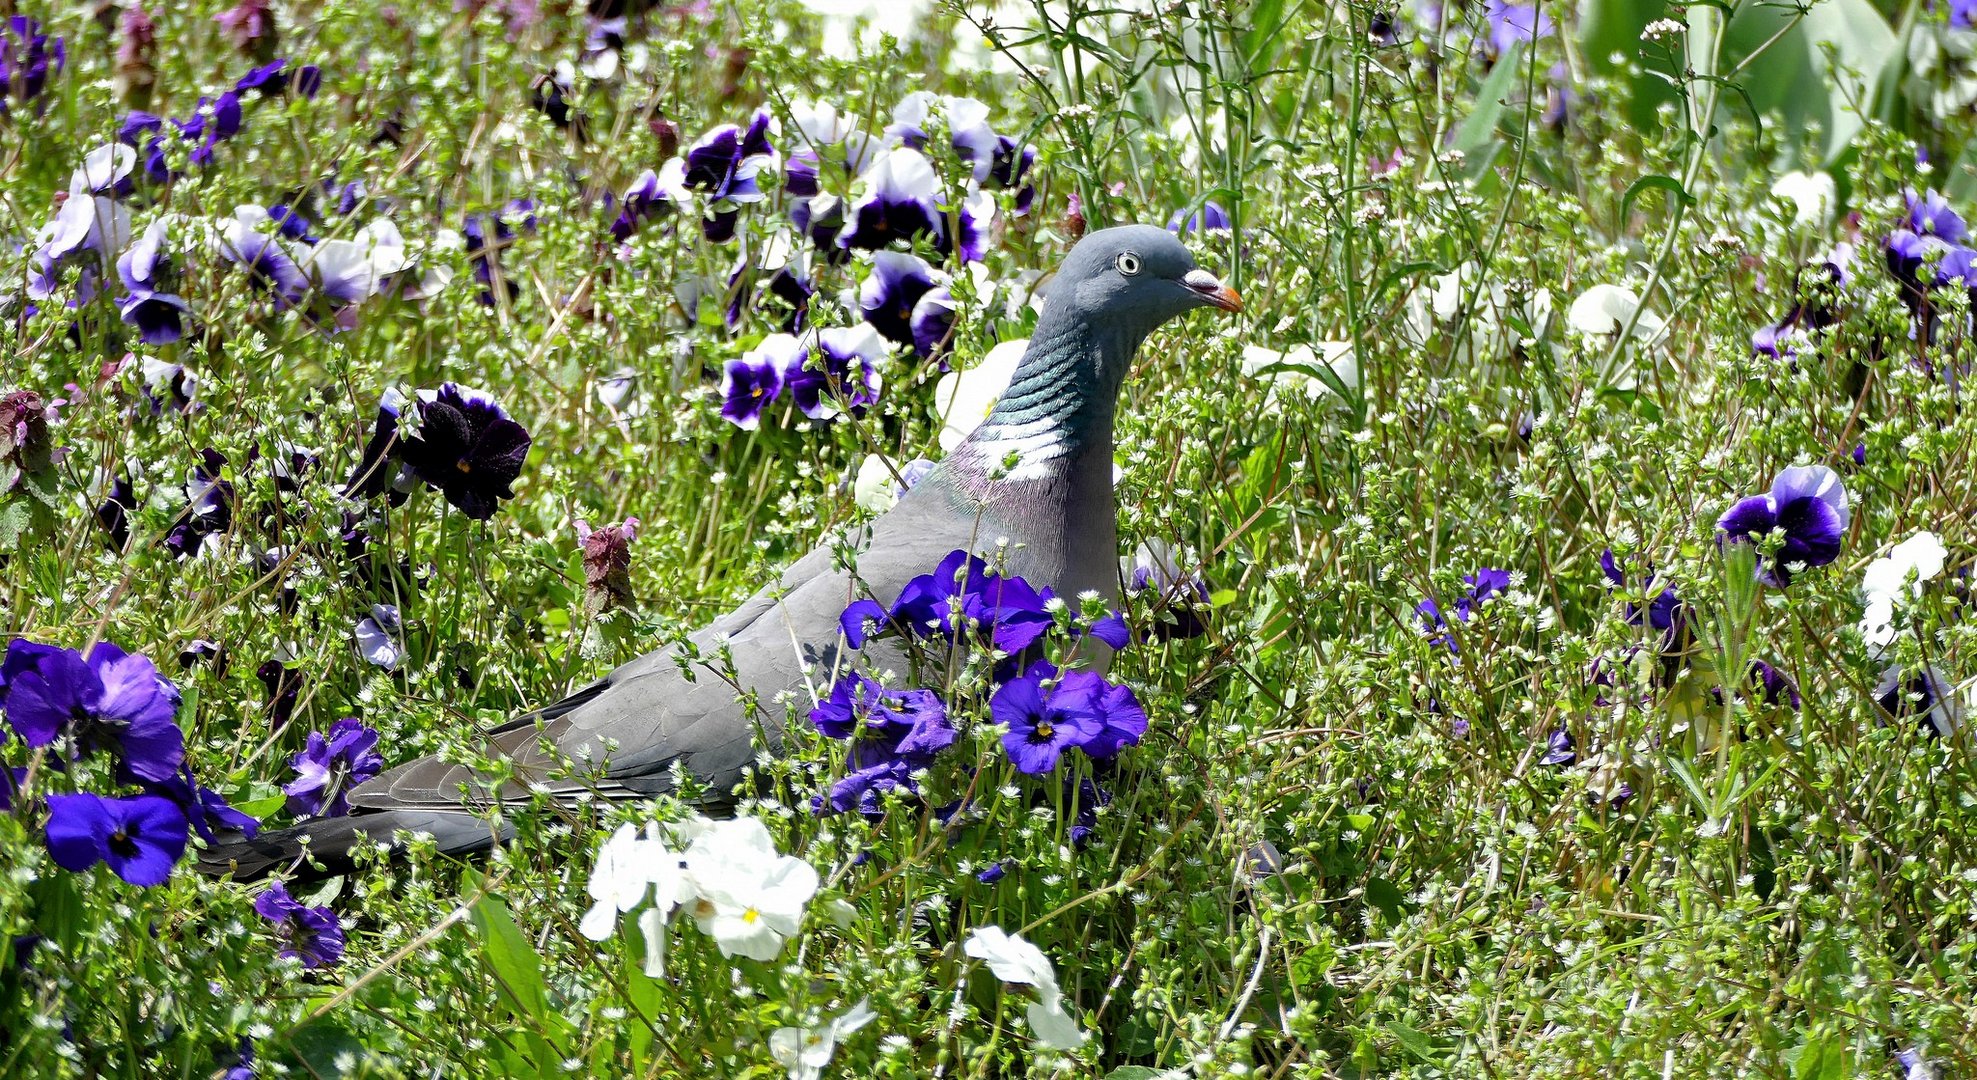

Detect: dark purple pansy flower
[990,664,1102,775]
[117,217,191,344]
[1,639,184,782]
[145,765,260,842]
[1064,670,1147,759]
[680,110,777,240]
[1599,549,1683,637]
[0,17,65,113]
[1418,567,1511,649]
[1167,201,1232,235]
[860,251,942,348]
[44,792,187,887]
[1125,542,1211,640]
[838,148,943,252]
[214,210,309,303]
[809,673,956,765]
[1538,728,1575,767]
[95,475,139,550]
[839,599,888,648]
[783,324,886,421]
[164,448,234,559]
[343,388,412,502]
[395,384,532,519]
[909,286,957,360]
[976,861,1008,883]
[258,660,303,730]
[822,758,916,818]
[283,717,383,818]
[1747,660,1801,709]
[254,882,346,968]
[1875,666,1962,739]
[462,200,535,305]
[1715,465,1849,586]
[232,59,287,95]
[610,164,683,241]
[720,335,798,429]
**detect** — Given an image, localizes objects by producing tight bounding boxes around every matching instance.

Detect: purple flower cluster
[118,59,318,185]
[1885,189,1977,332]
[1716,465,1849,587]
[1599,549,1684,643]
[344,383,533,520]
[611,93,1034,361]
[811,550,1144,823]
[1417,568,1511,650]
[0,17,65,114]
[719,326,887,429]
[2,638,256,888]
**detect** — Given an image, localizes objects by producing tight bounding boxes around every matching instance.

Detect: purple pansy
[1418,567,1511,649]
[719,335,795,429]
[254,882,347,968]
[783,324,886,420]
[344,388,413,503]
[611,163,685,241]
[838,148,944,252]
[1747,661,1801,709]
[809,673,956,765]
[990,665,1103,775]
[28,187,132,303]
[1599,549,1683,637]
[889,549,1058,654]
[680,110,778,242]
[44,793,187,887]
[1,639,185,783]
[1166,201,1232,235]
[354,605,402,670]
[213,207,309,303]
[462,199,535,305]
[1538,728,1575,767]
[1875,666,1962,739]
[909,285,957,360]
[1065,670,1147,759]
[117,216,192,344]
[395,384,532,520]
[839,598,888,648]
[163,448,234,559]
[145,765,260,842]
[860,251,943,347]
[283,717,383,818]
[1715,465,1849,586]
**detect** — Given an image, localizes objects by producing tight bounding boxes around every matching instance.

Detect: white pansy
[577,822,693,977]
[963,926,1088,1050]
[1566,284,1664,342]
[1860,531,1948,653]
[72,143,136,194]
[767,999,877,1080]
[1770,170,1836,227]
[683,817,819,961]
[1239,341,1358,408]
[935,338,1026,451]
[854,455,901,513]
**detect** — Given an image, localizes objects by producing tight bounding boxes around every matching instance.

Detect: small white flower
[684,817,820,961]
[767,999,878,1080]
[934,338,1027,451]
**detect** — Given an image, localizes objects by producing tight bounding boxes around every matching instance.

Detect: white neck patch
[971,415,1068,481]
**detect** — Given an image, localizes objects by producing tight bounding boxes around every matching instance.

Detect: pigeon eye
[1115,252,1141,276]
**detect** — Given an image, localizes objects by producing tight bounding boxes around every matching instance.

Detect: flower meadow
[6,0,1977,1076]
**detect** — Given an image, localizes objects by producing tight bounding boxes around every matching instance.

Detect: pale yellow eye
[1115,252,1141,275]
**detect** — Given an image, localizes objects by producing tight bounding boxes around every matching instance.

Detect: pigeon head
[1051,223,1243,341]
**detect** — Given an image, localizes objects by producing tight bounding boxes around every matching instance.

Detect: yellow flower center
[742,908,761,924]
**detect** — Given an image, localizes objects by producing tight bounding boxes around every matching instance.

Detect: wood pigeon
[201,223,1242,879]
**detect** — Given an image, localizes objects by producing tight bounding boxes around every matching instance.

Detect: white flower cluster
[579,815,820,976]
[1859,531,1966,737]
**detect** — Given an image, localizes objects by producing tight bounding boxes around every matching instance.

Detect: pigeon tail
[199,809,512,881]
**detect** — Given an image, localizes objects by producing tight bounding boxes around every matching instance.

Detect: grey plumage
[201,224,1241,880]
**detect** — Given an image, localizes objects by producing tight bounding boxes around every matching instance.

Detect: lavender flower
[254,882,346,968]
[1166,201,1231,235]
[44,793,187,887]
[1482,0,1553,55]
[1715,465,1849,586]
[283,717,383,818]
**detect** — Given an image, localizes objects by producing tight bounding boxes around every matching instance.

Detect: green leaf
[1790,1027,1851,1080]
[1365,876,1407,924]
[1104,1068,1163,1080]
[274,1019,365,1077]
[1720,0,1896,166]
[466,877,573,1057]
[1620,174,1695,222]
[1388,1021,1440,1064]
[1450,44,1526,182]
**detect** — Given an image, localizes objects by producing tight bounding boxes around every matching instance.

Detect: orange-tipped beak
[1183,268,1244,313]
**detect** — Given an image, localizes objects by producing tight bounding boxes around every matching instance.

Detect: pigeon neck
[962,313,1132,482]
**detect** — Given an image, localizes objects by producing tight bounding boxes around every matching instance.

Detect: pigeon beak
[1182,268,1244,313]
